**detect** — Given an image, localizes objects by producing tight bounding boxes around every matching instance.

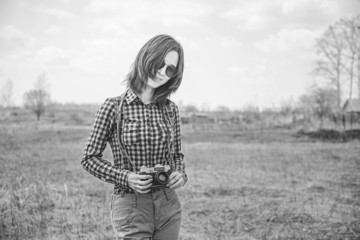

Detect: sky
[0,0,359,110]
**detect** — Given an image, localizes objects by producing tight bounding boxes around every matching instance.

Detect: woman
[81,34,187,240]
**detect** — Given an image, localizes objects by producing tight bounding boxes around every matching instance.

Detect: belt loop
[163,188,169,201]
[110,194,114,210]
[134,192,138,207]
[121,190,125,198]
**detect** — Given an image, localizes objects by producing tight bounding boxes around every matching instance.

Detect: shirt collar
[124,89,138,104]
[124,88,158,108]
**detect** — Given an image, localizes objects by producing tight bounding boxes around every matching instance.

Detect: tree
[23,73,51,120]
[215,105,230,113]
[298,84,338,127]
[279,98,296,126]
[0,79,14,108]
[298,93,315,123]
[313,14,360,108]
[312,87,337,121]
[184,104,198,113]
[314,23,344,108]
[338,15,360,99]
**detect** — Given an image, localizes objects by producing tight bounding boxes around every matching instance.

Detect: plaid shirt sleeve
[172,103,188,184]
[81,98,131,187]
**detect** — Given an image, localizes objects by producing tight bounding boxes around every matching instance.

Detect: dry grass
[0,110,359,239]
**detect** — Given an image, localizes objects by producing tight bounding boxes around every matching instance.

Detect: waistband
[114,186,166,195]
[111,188,178,209]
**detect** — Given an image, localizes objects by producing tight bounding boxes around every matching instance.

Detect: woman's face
[146,50,179,90]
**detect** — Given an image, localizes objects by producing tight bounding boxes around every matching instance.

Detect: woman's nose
[158,65,167,76]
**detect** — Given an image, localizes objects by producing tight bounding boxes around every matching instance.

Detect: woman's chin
[147,78,164,89]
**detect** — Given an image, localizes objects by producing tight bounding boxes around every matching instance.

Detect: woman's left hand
[166,171,185,189]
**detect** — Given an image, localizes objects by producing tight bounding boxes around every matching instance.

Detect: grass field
[0,110,359,239]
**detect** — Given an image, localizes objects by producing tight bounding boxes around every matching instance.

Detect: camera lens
[155,171,169,185]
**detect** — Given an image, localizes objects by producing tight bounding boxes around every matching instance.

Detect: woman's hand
[166,171,185,189]
[128,173,153,194]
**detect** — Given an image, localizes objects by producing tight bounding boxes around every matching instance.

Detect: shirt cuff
[117,169,131,188]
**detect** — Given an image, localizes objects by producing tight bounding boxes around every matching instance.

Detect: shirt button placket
[146,106,152,163]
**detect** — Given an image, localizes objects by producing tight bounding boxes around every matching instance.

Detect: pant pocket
[111,194,134,236]
[162,190,182,218]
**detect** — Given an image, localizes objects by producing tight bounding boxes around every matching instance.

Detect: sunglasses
[158,62,177,78]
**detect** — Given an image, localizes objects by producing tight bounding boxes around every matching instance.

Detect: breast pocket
[154,121,169,144]
[123,119,140,146]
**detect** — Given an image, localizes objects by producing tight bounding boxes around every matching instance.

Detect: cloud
[221,0,279,30]
[279,0,360,29]
[88,18,134,36]
[70,37,137,76]
[227,63,266,76]
[220,36,243,48]
[159,1,212,27]
[254,27,321,52]
[281,0,338,16]
[35,6,76,20]
[44,25,62,35]
[227,66,248,75]
[222,0,360,31]
[79,37,142,55]
[71,55,106,75]
[36,46,70,66]
[173,35,202,52]
[0,25,36,51]
[86,0,212,27]
[47,8,74,19]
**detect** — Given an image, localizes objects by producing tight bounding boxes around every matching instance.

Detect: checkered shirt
[81,89,187,194]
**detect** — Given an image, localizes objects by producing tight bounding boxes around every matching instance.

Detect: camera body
[139,164,172,190]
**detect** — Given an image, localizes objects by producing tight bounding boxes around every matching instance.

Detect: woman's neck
[138,87,155,105]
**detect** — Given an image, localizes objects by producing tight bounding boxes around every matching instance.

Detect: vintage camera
[139,164,172,190]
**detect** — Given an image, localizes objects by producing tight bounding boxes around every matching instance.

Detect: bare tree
[313,14,360,108]
[215,105,230,113]
[23,73,51,120]
[312,86,338,127]
[314,23,345,109]
[279,98,295,126]
[0,79,14,108]
[298,84,338,128]
[358,24,360,98]
[184,104,198,113]
[298,93,315,123]
[338,15,360,99]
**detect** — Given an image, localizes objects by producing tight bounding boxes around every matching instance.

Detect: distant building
[343,99,360,113]
[342,99,360,128]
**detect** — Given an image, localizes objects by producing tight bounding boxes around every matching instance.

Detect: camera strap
[116,89,136,172]
[116,89,176,172]
[162,102,176,170]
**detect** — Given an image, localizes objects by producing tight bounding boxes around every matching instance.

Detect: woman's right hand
[128,173,153,194]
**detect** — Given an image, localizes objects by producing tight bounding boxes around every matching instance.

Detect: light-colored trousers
[111,188,182,240]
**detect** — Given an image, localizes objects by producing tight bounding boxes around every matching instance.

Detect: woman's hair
[125,34,184,107]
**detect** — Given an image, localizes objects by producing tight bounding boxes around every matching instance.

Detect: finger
[136,188,151,194]
[169,178,183,189]
[169,172,181,180]
[137,178,153,186]
[137,182,153,193]
[137,182,152,190]
[169,173,177,180]
[167,174,181,187]
[167,177,182,188]
[136,174,153,180]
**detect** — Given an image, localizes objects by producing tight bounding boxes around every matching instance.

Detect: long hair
[125,34,184,107]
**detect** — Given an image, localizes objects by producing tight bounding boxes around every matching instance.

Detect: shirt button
[148,139,151,144]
